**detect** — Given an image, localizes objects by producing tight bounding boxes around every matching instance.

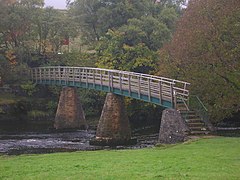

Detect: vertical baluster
[100,70,103,90]
[148,78,151,101]
[53,68,56,84]
[65,67,68,85]
[86,69,88,88]
[79,68,82,84]
[93,69,95,88]
[35,69,38,83]
[39,68,42,83]
[170,83,174,108]
[174,90,177,109]
[158,80,162,105]
[119,73,122,93]
[58,66,60,84]
[138,76,141,99]
[48,68,50,82]
[108,71,111,91]
[128,74,131,96]
[73,67,75,86]
[48,68,50,84]
[43,68,46,83]
[111,72,113,89]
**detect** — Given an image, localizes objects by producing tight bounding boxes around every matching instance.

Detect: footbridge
[31,66,195,145]
[31,66,190,108]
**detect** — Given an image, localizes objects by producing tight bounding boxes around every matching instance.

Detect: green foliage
[20,81,38,96]
[62,52,97,67]
[0,138,240,179]
[69,0,182,45]
[122,16,171,51]
[0,52,30,85]
[96,30,158,73]
[159,0,240,122]
[46,101,57,113]
[27,110,50,119]
[77,89,105,116]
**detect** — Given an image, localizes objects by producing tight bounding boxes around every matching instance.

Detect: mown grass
[0,137,240,180]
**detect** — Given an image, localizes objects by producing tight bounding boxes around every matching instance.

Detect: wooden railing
[31,66,190,108]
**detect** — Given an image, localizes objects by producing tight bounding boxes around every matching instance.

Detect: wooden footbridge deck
[31,66,190,108]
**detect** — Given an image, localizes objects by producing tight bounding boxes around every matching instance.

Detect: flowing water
[0,126,159,155]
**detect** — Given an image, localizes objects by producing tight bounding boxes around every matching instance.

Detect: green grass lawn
[0,137,240,180]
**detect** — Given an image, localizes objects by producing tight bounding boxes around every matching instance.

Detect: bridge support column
[54,87,87,130]
[158,109,190,144]
[91,93,134,146]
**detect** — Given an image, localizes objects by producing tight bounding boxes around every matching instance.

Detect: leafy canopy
[158,0,240,121]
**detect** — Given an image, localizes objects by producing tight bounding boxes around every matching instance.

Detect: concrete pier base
[54,87,87,130]
[158,109,190,144]
[90,93,134,146]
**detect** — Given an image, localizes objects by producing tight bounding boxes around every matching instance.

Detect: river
[0,128,159,155]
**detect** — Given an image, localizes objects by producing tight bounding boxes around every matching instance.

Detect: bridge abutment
[158,109,190,144]
[54,87,87,130]
[91,93,134,146]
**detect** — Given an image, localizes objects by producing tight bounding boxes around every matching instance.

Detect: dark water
[1,119,239,155]
[0,128,159,155]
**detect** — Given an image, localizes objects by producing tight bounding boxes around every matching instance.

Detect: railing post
[170,83,174,108]
[108,71,111,92]
[174,90,177,109]
[128,74,131,96]
[93,69,95,88]
[39,68,41,83]
[111,72,113,89]
[65,67,68,85]
[43,68,46,83]
[73,67,75,86]
[159,80,162,105]
[100,70,103,90]
[48,68,50,82]
[138,76,141,98]
[79,68,82,83]
[86,69,89,88]
[148,78,151,101]
[119,73,122,93]
[58,66,61,84]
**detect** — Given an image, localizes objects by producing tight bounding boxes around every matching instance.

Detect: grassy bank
[0,137,240,179]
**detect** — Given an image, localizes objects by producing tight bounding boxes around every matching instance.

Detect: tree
[96,30,158,73]
[158,0,240,122]
[121,16,172,51]
[69,0,183,46]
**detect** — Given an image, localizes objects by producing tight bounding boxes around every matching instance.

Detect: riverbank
[0,137,239,179]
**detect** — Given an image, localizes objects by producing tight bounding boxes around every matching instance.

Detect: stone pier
[158,109,190,144]
[90,93,134,146]
[54,87,87,130]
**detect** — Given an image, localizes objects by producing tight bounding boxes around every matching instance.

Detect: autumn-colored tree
[158,0,240,122]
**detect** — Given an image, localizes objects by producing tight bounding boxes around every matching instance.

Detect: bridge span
[30,66,202,145]
[31,66,190,108]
